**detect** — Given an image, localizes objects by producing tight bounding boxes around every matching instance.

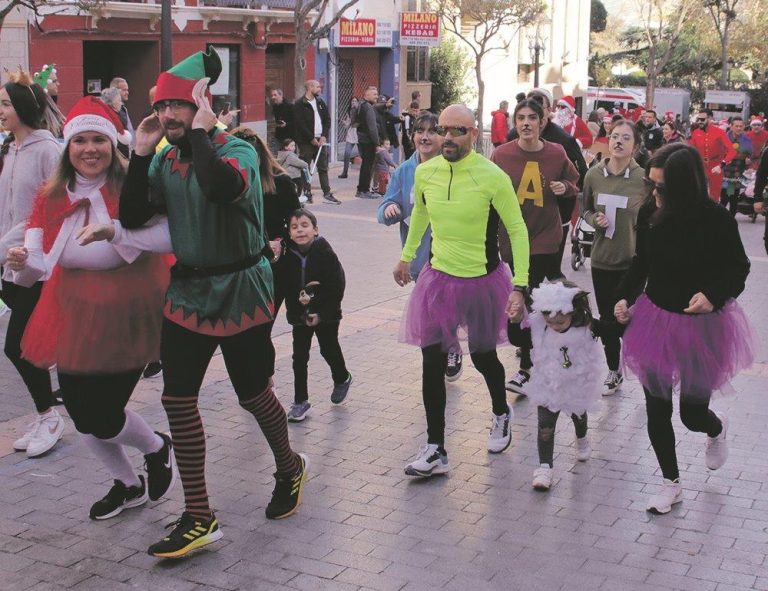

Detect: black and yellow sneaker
[89,476,148,520]
[265,453,309,519]
[147,512,223,559]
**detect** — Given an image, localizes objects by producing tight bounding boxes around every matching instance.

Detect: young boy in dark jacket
[282,209,352,421]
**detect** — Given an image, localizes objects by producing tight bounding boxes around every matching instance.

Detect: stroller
[735,169,758,223]
[570,216,594,271]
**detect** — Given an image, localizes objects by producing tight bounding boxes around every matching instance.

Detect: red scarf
[27,184,119,254]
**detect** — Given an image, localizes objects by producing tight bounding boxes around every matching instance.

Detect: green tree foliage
[429,35,474,113]
[591,0,607,33]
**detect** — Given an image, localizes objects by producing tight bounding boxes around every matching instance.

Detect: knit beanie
[153,47,222,107]
[63,96,131,147]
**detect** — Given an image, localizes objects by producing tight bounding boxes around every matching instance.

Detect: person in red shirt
[490,100,510,147]
[553,95,593,149]
[747,116,768,164]
[688,109,737,202]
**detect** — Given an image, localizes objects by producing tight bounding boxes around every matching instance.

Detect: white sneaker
[647,478,683,514]
[13,415,45,451]
[532,464,552,491]
[575,435,591,462]
[26,410,65,458]
[705,411,729,470]
[404,443,449,477]
[602,370,624,396]
[487,403,513,453]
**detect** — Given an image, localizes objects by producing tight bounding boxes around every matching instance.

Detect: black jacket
[293,95,331,144]
[272,100,295,142]
[617,201,750,313]
[280,236,346,325]
[356,100,381,146]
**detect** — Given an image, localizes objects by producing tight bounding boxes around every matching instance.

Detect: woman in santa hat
[5,96,176,521]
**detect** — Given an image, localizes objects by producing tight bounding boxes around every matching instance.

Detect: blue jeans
[341,142,358,175]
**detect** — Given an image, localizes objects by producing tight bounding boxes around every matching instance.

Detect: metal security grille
[337,58,354,156]
[336,49,381,158]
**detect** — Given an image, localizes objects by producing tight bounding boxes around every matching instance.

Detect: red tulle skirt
[21,255,169,374]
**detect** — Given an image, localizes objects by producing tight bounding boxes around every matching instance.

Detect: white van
[703,90,751,121]
[585,87,645,115]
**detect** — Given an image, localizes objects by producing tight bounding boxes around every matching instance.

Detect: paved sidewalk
[1,170,768,590]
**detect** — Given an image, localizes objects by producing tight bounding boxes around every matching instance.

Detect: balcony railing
[198,0,296,8]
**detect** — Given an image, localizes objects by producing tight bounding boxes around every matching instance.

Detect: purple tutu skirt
[622,294,755,400]
[399,263,512,353]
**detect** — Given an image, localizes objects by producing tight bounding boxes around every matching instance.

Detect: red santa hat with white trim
[750,115,764,126]
[557,95,576,111]
[63,96,131,147]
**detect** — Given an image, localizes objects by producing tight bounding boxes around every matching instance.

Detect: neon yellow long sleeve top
[401,151,529,286]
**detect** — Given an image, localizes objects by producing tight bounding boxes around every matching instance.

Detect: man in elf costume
[119,47,308,559]
[747,116,768,164]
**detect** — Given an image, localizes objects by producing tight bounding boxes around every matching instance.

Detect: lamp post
[528,26,547,88]
[161,0,173,71]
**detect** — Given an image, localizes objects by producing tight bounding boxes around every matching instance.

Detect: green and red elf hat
[153,47,222,107]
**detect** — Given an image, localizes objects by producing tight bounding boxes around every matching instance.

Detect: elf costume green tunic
[149,128,274,336]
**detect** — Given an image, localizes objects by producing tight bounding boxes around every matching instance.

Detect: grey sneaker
[331,373,352,404]
[287,401,311,422]
[404,443,449,477]
[323,192,341,205]
[355,191,378,199]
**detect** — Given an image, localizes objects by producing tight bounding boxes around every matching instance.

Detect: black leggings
[292,321,348,403]
[422,344,507,447]
[644,388,722,481]
[161,318,272,401]
[2,280,54,413]
[537,406,588,467]
[60,369,143,439]
[590,267,627,371]
[508,253,564,370]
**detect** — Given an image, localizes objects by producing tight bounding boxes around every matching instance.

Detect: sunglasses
[642,177,666,194]
[695,118,708,123]
[434,125,474,137]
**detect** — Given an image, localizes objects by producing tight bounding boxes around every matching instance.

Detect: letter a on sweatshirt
[517,161,544,207]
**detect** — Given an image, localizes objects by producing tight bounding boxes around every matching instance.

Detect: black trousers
[357,143,377,193]
[421,344,507,447]
[292,321,348,403]
[298,141,331,195]
[644,388,722,481]
[508,253,564,370]
[537,406,588,467]
[590,267,627,371]
[161,318,272,400]
[2,280,54,413]
[60,369,143,439]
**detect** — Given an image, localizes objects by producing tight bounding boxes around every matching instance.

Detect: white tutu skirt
[525,314,603,416]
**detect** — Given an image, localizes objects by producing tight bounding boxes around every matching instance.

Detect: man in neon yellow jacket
[393,104,530,477]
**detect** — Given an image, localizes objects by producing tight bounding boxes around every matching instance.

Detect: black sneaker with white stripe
[144,432,176,501]
[445,352,463,382]
[89,476,148,520]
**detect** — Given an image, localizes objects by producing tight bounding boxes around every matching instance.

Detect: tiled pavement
[1,166,768,590]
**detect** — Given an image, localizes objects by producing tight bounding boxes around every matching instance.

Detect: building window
[406,46,430,82]
[407,0,419,10]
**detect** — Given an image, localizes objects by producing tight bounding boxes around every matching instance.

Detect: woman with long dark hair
[614,143,754,515]
[0,70,64,457]
[7,96,174,519]
[231,128,300,380]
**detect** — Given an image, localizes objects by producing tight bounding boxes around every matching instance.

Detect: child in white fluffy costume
[508,280,609,491]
